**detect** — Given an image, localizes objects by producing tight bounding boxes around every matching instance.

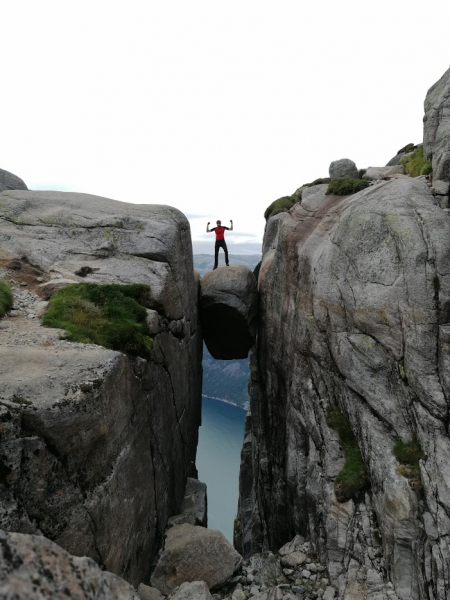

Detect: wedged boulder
[0,529,139,599]
[424,66,450,181]
[363,165,405,180]
[0,191,202,586]
[151,524,243,594]
[329,158,358,179]
[0,168,27,192]
[200,265,258,359]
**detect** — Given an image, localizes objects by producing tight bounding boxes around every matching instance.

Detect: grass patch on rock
[399,146,432,177]
[0,280,13,319]
[264,196,297,220]
[393,436,424,491]
[43,282,153,358]
[326,405,369,503]
[326,178,370,196]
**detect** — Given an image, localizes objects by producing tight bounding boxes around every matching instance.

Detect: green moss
[264,196,297,220]
[43,283,153,358]
[302,177,331,188]
[399,146,432,177]
[393,436,424,491]
[233,516,243,555]
[326,405,369,503]
[397,143,415,155]
[0,280,13,319]
[326,178,370,196]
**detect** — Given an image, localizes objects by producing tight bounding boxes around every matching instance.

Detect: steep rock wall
[0,191,202,586]
[238,178,450,599]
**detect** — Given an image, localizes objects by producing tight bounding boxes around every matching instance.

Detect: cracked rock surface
[0,191,202,587]
[237,177,450,599]
[0,529,139,599]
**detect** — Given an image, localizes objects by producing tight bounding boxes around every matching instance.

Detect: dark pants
[214,240,229,268]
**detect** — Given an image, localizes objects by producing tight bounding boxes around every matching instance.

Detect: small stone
[20,282,27,286]
[291,587,305,595]
[250,586,260,596]
[247,574,255,583]
[27,314,35,319]
[232,589,246,600]
[322,587,335,600]
[301,569,311,579]
[138,583,164,600]
[320,578,329,587]
[282,569,294,576]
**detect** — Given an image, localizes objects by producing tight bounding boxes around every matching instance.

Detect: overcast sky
[1,1,449,255]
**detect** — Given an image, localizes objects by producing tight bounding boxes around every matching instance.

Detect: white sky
[1,1,449,255]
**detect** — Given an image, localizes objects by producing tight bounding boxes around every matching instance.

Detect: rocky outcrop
[0,529,139,599]
[167,478,207,528]
[329,159,358,180]
[200,266,258,359]
[424,67,450,182]
[0,168,27,193]
[151,524,243,594]
[362,165,405,180]
[0,191,202,586]
[238,177,450,599]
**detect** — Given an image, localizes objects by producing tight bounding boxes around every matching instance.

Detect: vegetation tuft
[397,143,415,155]
[43,283,153,358]
[399,146,432,177]
[393,436,425,491]
[358,169,367,179]
[326,405,369,503]
[326,178,370,196]
[264,195,298,220]
[0,280,14,319]
[233,516,243,555]
[302,177,331,188]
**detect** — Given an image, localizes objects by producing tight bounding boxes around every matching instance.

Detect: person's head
[216,220,222,226]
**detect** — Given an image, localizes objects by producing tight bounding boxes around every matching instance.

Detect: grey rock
[433,179,450,196]
[329,159,358,180]
[237,177,450,599]
[322,588,335,600]
[169,581,212,600]
[386,150,414,167]
[200,265,258,359]
[301,185,329,211]
[424,67,450,180]
[138,583,165,600]
[363,166,405,180]
[278,535,306,556]
[232,589,247,600]
[167,477,207,528]
[151,524,243,594]
[0,191,202,586]
[0,168,27,193]
[0,529,139,599]
[280,552,307,569]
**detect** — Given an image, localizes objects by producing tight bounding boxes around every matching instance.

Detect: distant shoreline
[202,394,247,412]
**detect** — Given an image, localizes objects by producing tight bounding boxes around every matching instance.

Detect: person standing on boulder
[207,220,233,270]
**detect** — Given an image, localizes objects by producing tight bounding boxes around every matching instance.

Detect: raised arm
[230,219,233,231]
[207,221,211,233]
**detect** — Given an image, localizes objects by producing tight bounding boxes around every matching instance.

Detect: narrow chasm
[196,343,248,542]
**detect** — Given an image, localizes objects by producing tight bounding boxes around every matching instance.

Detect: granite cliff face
[238,68,450,600]
[0,191,202,587]
[239,175,450,599]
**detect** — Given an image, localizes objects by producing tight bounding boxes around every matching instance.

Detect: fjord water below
[196,396,246,542]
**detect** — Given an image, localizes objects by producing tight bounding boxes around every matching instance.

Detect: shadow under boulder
[200,266,258,360]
